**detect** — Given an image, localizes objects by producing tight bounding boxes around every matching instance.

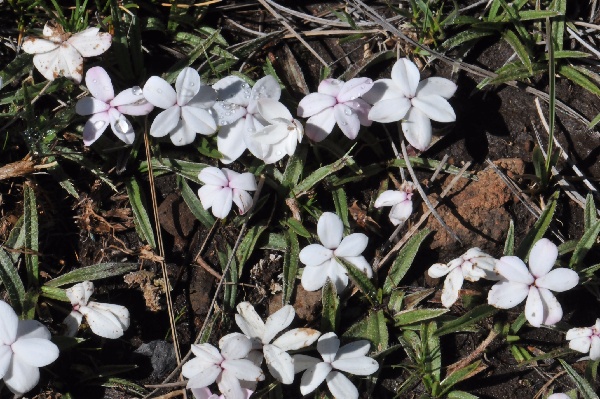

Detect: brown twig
[447,328,499,374]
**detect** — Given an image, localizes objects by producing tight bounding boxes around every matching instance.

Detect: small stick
[430,154,449,184]
[446,329,499,374]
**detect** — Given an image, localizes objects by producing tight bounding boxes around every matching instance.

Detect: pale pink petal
[76,97,110,115]
[232,189,253,215]
[362,79,403,104]
[529,238,558,278]
[4,357,39,395]
[82,112,110,146]
[299,244,333,266]
[300,362,332,396]
[218,120,247,164]
[113,88,154,115]
[11,338,59,367]
[272,328,321,351]
[257,99,292,123]
[198,185,221,210]
[185,363,222,388]
[326,371,358,399]
[589,336,600,360]
[108,109,135,144]
[181,106,217,135]
[335,233,368,257]
[150,106,181,138]
[332,356,379,375]
[334,103,361,140]
[374,191,406,207]
[175,67,201,106]
[495,256,534,284]
[337,77,374,103]
[143,76,177,109]
[22,37,59,54]
[318,212,344,250]
[391,58,421,97]
[569,336,592,354]
[416,77,457,99]
[210,187,233,219]
[566,327,593,341]
[368,97,411,123]
[538,287,563,326]
[67,27,112,57]
[487,280,530,309]
[187,85,217,109]
[389,201,413,224]
[85,66,114,103]
[198,167,228,186]
[220,333,252,360]
[251,75,281,102]
[263,344,295,384]
[293,354,321,373]
[535,268,579,292]
[191,387,218,399]
[441,266,464,308]
[301,264,330,291]
[402,107,432,151]
[263,305,295,344]
[213,75,250,106]
[345,99,372,126]
[228,172,257,191]
[412,95,456,122]
[317,332,340,363]
[525,286,544,327]
[297,93,336,118]
[318,78,343,97]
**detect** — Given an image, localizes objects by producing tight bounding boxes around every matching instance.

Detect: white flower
[297,77,373,142]
[22,22,112,83]
[63,281,130,339]
[428,248,499,308]
[235,302,320,384]
[198,167,257,219]
[566,318,600,360]
[143,67,217,146]
[364,58,457,151]
[299,212,372,293]
[293,332,379,399]
[75,66,153,146]
[548,395,570,399]
[374,181,415,225]
[0,300,60,395]
[191,387,252,399]
[212,75,281,163]
[487,238,579,327]
[245,99,303,164]
[182,333,265,399]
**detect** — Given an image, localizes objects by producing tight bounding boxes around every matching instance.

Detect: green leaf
[440,361,482,395]
[5,216,24,263]
[588,112,600,129]
[559,359,599,399]
[394,308,448,327]
[515,191,558,261]
[383,229,431,294]
[282,144,307,189]
[504,219,515,255]
[138,158,209,183]
[570,219,600,268]
[178,176,215,228]
[283,218,311,238]
[518,10,561,21]
[550,0,566,51]
[332,188,349,231]
[435,304,498,336]
[236,225,267,272]
[321,279,340,333]
[100,377,147,397]
[0,248,26,314]
[388,289,405,314]
[337,257,379,305]
[398,330,420,362]
[292,151,353,197]
[480,61,545,87]
[502,29,532,72]
[45,263,139,287]
[423,321,442,382]
[447,391,479,399]
[23,184,39,287]
[261,233,287,251]
[40,285,69,301]
[126,177,156,249]
[343,310,389,351]
[559,64,600,97]
[585,193,598,230]
[441,29,495,51]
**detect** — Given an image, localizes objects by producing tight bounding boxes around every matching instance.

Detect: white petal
[182,106,217,135]
[263,344,295,384]
[228,172,257,191]
[318,212,344,250]
[67,27,112,57]
[185,363,222,389]
[374,190,406,208]
[190,343,223,364]
[85,66,114,103]
[487,280,530,309]
[566,327,593,341]
[535,268,579,292]
[326,371,359,399]
[213,75,250,106]
[232,189,253,215]
[76,96,110,116]
[0,345,10,379]
[337,77,375,103]
[0,300,19,345]
[198,184,221,211]
[362,79,404,103]
[495,256,534,284]
[334,103,361,140]
[188,85,217,109]
[66,282,86,306]
[332,356,379,376]
[32,44,83,83]
[143,76,177,109]
[525,286,544,327]
[335,233,368,257]
[538,287,563,326]
[109,109,135,144]
[368,97,411,123]
[272,328,321,351]
[221,359,264,382]
[329,260,350,292]
[391,58,420,96]
[211,187,233,218]
[11,337,59,367]
[150,106,181,138]
[257,99,292,123]
[528,238,558,278]
[300,362,332,396]
[389,201,413,224]
[412,95,456,122]
[301,264,330,291]
[293,354,321,373]
[297,93,336,118]
[345,98,372,126]
[235,302,266,341]
[416,77,457,99]
[4,357,40,395]
[89,302,129,329]
[79,305,125,339]
[428,263,452,278]
[82,112,110,146]
[213,102,246,126]
[402,107,432,151]
[169,122,196,146]
[252,75,281,102]
[318,332,340,363]
[251,123,289,145]
[216,369,244,399]
[305,108,337,142]
[220,333,252,360]
[589,336,600,360]
[63,311,83,336]
[175,67,201,106]
[318,78,343,97]
[198,167,228,186]
[218,120,247,164]
[335,340,370,360]
[22,37,59,54]
[569,336,592,354]
[16,319,53,340]
[191,387,218,399]
[263,305,295,344]
[441,266,464,308]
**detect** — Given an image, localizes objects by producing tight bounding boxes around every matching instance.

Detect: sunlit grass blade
[126,176,156,249]
[178,175,215,228]
[283,230,300,304]
[23,184,39,287]
[45,262,139,287]
[321,279,339,333]
[383,228,431,294]
[343,310,389,351]
[515,191,558,260]
[0,248,26,314]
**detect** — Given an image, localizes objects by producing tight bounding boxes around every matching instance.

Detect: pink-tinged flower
[0,300,60,395]
[297,77,373,142]
[22,22,112,83]
[299,212,372,293]
[364,58,457,151]
[566,319,600,360]
[63,281,130,339]
[428,248,499,308]
[143,67,217,146]
[182,333,264,399]
[374,181,415,225]
[198,167,257,219]
[293,332,379,399]
[212,75,281,164]
[487,238,579,327]
[245,99,303,164]
[191,387,253,399]
[235,302,320,384]
[75,66,153,145]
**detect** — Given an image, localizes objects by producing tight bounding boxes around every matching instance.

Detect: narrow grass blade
[126,176,156,249]
[383,229,431,294]
[337,257,379,305]
[343,310,389,351]
[282,230,300,304]
[178,175,215,228]
[0,248,26,314]
[45,262,139,287]
[504,219,515,256]
[23,184,39,287]
[435,304,498,336]
[559,359,599,399]
[515,191,558,261]
[321,279,339,333]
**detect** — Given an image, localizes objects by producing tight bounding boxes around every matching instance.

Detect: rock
[134,340,176,379]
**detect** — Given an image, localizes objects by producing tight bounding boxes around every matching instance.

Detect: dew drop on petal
[94,120,105,129]
[341,121,348,126]
[92,79,97,83]
[247,127,255,133]
[344,109,352,116]
[157,89,163,94]
[276,151,282,156]
[132,86,142,95]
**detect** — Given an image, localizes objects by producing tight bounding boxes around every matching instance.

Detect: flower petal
[181,106,217,135]
[232,189,253,215]
[402,107,432,151]
[263,344,295,384]
[416,77,457,99]
[76,97,110,115]
[211,187,233,219]
[185,363,222,389]
[0,345,10,379]
[3,357,39,395]
[301,264,330,291]
[263,305,295,344]
[389,201,413,225]
[16,320,51,341]
[487,280,530,309]
[67,27,112,57]
[535,268,579,292]
[368,97,411,123]
[218,120,247,164]
[590,336,600,360]
[538,287,563,326]
[109,109,135,144]
[85,66,114,103]
[216,369,244,399]
[566,327,593,341]
[297,93,336,118]
[391,58,421,97]
[412,95,456,122]
[228,172,257,191]
[428,263,453,278]
[235,302,266,341]
[79,304,126,338]
[529,238,558,278]
[175,67,201,106]
[213,101,247,126]
[441,266,464,308]
[334,103,361,140]
[188,85,217,109]
[525,286,544,327]
[11,337,59,367]
[190,387,218,399]
[63,311,83,337]
[293,354,321,373]
[191,343,223,364]
[213,75,250,106]
[374,190,406,208]
[143,76,177,109]
[252,75,281,103]
[22,37,59,54]
[317,332,340,363]
[222,359,264,382]
[198,167,228,186]
[332,356,379,376]
[198,184,221,211]
[337,77,375,103]
[220,333,252,360]
[150,106,181,138]
[115,94,154,116]
[82,112,110,146]
[300,362,332,396]
[495,256,534,284]
[318,78,343,97]
[257,99,292,123]
[326,371,359,399]
[272,328,321,351]
[335,234,368,257]
[318,212,344,250]
[305,108,336,142]
[169,122,197,146]
[568,336,592,354]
